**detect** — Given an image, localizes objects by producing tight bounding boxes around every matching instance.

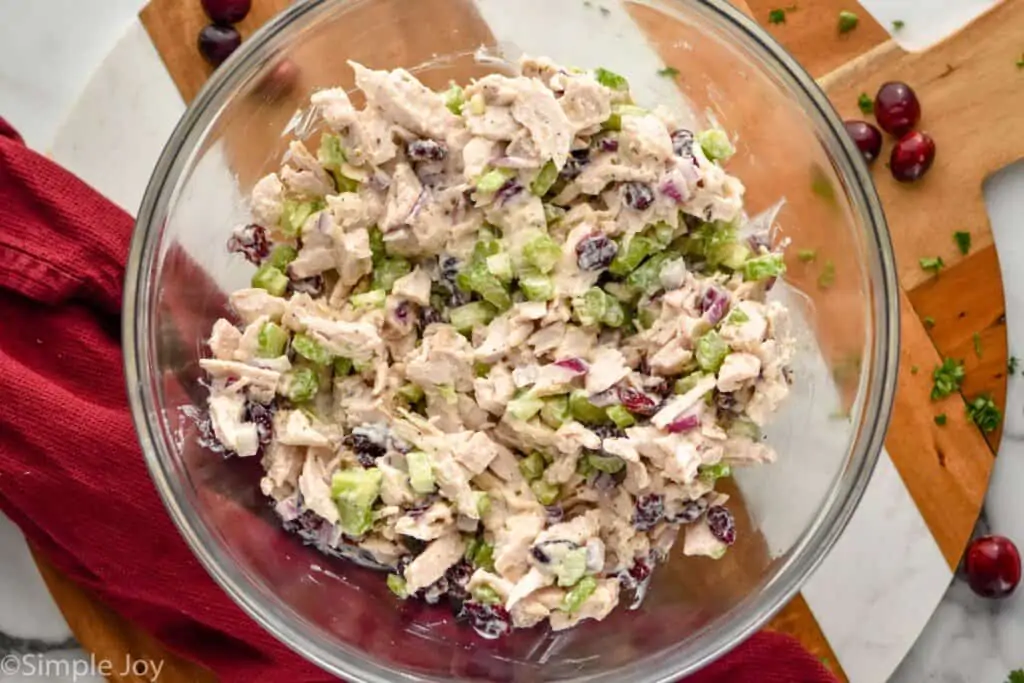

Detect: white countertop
[0,2,1021,682]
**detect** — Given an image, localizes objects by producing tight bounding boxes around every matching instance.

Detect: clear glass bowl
[123,0,899,680]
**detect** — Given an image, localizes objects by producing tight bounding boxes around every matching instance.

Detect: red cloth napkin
[0,117,838,683]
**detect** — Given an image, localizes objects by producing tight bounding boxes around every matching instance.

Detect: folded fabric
[0,117,837,683]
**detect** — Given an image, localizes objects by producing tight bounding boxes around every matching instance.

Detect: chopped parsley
[797,248,817,262]
[934,413,947,426]
[924,316,936,328]
[1006,669,1024,683]
[838,10,859,33]
[817,260,836,289]
[973,332,983,358]
[954,230,971,255]
[768,8,787,24]
[919,256,944,275]
[966,395,1001,433]
[931,358,965,400]
[657,66,680,78]
[1009,356,1019,375]
[892,20,905,30]
[857,93,873,115]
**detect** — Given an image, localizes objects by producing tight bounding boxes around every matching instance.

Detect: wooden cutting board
[37,0,1021,681]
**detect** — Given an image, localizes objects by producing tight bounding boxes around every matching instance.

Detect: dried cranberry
[964,535,1021,599]
[560,153,589,181]
[890,131,936,183]
[706,506,737,545]
[282,510,326,544]
[496,178,524,205]
[531,546,550,564]
[446,560,474,588]
[873,81,921,137]
[671,129,694,157]
[462,602,512,640]
[629,558,652,582]
[591,424,626,440]
[198,24,241,66]
[245,401,275,447]
[669,497,708,524]
[622,182,655,211]
[406,139,448,162]
[598,137,619,153]
[181,405,231,456]
[554,357,589,375]
[844,120,883,164]
[287,272,325,296]
[345,431,386,467]
[617,386,660,416]
[226,224,269,264]
[201,0,251,24]
[633,493,665,531]
[575,233,618,271]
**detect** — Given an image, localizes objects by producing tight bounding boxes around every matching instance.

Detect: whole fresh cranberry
[844,120,883,164]
[198,24,241,66]
[201,0,252,25]
[964,535,1021,598]
[890,131,936,183]
[873,81,921,137]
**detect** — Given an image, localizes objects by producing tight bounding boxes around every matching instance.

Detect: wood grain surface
[37,0,1014,681]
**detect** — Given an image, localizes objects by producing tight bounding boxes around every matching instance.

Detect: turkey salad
[202,56,793,638]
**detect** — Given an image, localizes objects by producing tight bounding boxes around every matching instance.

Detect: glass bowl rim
[122,0,900,680]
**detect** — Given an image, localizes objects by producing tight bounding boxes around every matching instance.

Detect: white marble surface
[0,2,1022,683]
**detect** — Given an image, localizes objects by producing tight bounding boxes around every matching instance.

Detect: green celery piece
[637,305,659,330]
[283,367,319,403]
[443,82,465,115]
[530,479,561,505]
[369,226,386,265]
[280,199,322,236]
[594,67,630,92]
[543,203,567,226]
[724,308,750,325]
[472,585,502,605]
[573,287,609,327]
[476,168,516,193]
[625,252,672,294]
[728,417,762,441]
[600,296,627,328]
[531,161,560,196]
[486,252,514,282]
[330,468,383,538]
[674,372,705,395]
[556,548,588,587]
[468,92,486,115]
[742,253,786,281]
[372,257,412,292]
[699,463,732,482]
[519,270,555,302]
[696,331,730,373]
[397,383,425,403]
[267,245,299,270]
[333,357,354,376]
[602,104,647,131]
[518,451,547,481]
[292,333,333,365]
[697,129,735,162]
[562,576,597,613]
[507,393,545,421]
[406,451,436,494]
[606,405,636,429]
[476,492,491,516]
[650,221,676,248]
[460,261,512,310]
[256,322,289,358]
[387,574,408,599]
[251,263,289,296]
[318,133,346,170]
[473,362,492,378]
[540,395,571,429]
[569,390,607,424]
[449,301,498,333]
[473,541,496,571]
[609,235,659,276]
[351,289,386,309]
[523,234,562,274]
[587,452,626,474]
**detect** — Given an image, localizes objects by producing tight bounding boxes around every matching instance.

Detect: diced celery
[523,234,562,274]
[507,393,545,421]
[606,405,636,429]
[474,362,492,378]
[637,305,659,330]
[587,452,625,474]
[473,541,496,572]
[544,203,567,226]
[331,170,360,193]
[576,455,596,477]
[292,333,333,365]
[697,129,735,162]
[530,479,561,505]
[464,266,512,310]
[518,451,547,481]
[476,167,515,194]
[729,417,762,441]
[397,383,425,403]
[280,198,322,236]
[330,468,383,538]
[333,357,353,376]
[372,257,412,292]
[561,576,597,613]
[518,271,555,302]
[351,289,386,309]
[600,296,627,328]
[556,548,588,587]
[267,244,299,270]
[449,301,497,333]
[387,573,408,599]
[464,537,481,562]
[569,389,608,424]
[318,133,346,170]
[724,308,750,325]
[609,235,658,276]
[369,226,386,265]
[438,384,458,405]
[674,372,705,395]
[718,242,751,271]
[486,252,514,282]
[251,263,289,296]
[604,281,638,303]
[742,253,786,281]
[256,322,289,358]
[476,492,492,517]
[283,367,319,403]
[443,82,466,115]
[650,221,677,248]
[573,287,609,327]
[540,396,571,429]
[471,229,502,263]
[406,451,436,494]
[472,585,502,605]
[696,331,729,373]
[353,358,373,373]
[594,67,630,92]
[602,104,647,131]
[531,161,560,196]
[699,463,732,482]
[625,252,673,294]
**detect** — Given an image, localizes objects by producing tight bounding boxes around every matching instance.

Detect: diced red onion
[666,413,700,434]
[554,357,589,375]
[496,179,525,205]
[699,285,730,325]
[659,170,691,205]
